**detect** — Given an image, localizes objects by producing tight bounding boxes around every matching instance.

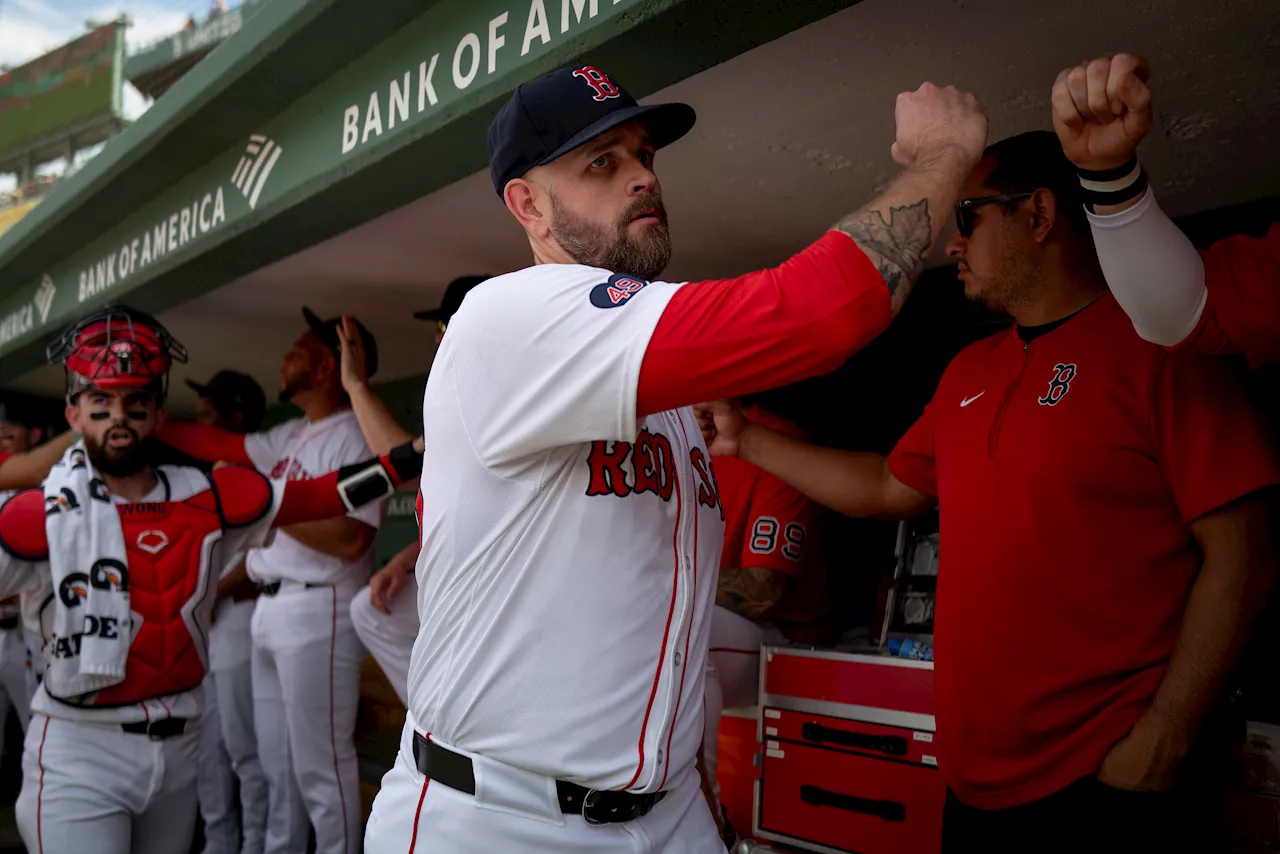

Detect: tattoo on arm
[834,199,932,300]
[716,565,786,621]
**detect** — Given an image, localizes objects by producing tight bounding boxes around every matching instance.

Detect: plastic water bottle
[887,637,934,661]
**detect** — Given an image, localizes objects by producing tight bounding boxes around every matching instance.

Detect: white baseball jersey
[408,264,725,794]
[245,410,384,585]
[0,468,282,725]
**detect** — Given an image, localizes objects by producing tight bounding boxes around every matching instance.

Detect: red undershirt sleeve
[157,421,253,467]
[274,451,412,527]
[636,231,891,416]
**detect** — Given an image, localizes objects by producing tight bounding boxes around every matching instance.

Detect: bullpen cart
[722,518,943,854]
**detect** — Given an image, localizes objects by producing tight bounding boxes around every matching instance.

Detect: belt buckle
[145,720,163,741]
[580,789,604,826]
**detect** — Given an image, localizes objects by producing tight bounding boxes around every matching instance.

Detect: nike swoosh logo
[960,392,984,407]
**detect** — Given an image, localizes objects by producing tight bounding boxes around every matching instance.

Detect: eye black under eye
[89,412,109,421]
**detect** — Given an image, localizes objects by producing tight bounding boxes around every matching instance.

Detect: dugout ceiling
[0,0,1277,412]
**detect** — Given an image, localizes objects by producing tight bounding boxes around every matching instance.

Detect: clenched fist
[892,83,988,171]
[1052,53,1153,171]
[694,400,748,459]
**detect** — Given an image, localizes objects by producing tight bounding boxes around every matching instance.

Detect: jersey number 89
[750,517,805,561]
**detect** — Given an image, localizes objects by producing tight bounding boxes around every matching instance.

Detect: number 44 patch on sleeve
[589,273,649,309]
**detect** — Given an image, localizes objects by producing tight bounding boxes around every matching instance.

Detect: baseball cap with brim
[413,275,490,323]
[488,66,696,197]
[302,307,379,379]
[185,371,267,431]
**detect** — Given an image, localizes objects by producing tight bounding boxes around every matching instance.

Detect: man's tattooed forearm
[834,198,932,298]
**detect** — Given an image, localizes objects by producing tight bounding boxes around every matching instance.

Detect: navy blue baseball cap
[487,65,696,197]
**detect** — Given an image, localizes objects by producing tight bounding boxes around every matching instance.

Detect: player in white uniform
[160,309,387,854]
[363,66,988,853]
[346,276,488,703]
[187,372,270,854]
[0,305,419,854]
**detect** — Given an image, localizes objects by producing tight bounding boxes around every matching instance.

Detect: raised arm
[0,431,77,491]
[637,83,987,416]
[1050,54,1213,347]
[698,401,934,520]
[1055,54,1280,366]
[338,315,415,456]
[158,420,254,467]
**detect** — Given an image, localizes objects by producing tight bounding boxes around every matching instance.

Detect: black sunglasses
[954,193,1034,238]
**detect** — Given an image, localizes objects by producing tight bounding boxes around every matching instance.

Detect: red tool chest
[754,646,944,854]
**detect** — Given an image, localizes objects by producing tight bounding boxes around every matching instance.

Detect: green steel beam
[0,0,859,381]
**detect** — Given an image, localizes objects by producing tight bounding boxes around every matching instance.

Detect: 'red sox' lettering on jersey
[584,431,723,518]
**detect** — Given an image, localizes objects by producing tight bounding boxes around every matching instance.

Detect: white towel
[42,442,133,699]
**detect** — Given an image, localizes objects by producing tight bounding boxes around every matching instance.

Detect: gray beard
[550,191,672,281]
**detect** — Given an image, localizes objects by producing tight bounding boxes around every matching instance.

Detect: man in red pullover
[699,131,1279,853]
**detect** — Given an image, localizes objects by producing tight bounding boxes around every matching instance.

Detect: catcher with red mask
[0,305,421,854]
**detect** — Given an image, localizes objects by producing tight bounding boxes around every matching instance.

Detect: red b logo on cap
[572,66,621,102]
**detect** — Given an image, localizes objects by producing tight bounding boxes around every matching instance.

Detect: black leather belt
[121,717,188,740]
[412,732,666,825]
[0,615,18,630]
[259,581,327,597]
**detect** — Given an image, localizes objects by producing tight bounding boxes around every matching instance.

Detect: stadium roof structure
[125,1,268,100]
[0,21,129,179]
[0,0,860,379]
[0,0,1274,394]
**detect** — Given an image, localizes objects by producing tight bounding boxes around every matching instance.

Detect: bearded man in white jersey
[0,305,420,854]
[363,65,989,854]
[160,311,387,854]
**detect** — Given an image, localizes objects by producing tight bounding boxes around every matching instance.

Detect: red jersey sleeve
[887,400,940,498]
[1178,224,1280,367]
[157,421,253,467]
[637,232,891,416]
[1151,351,1280,523]
[274,449,418,527]
[739,469,819,576]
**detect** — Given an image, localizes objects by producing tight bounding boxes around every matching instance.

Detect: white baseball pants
[17,713,200,854]
[198,659,268,854]
[349,575,419,705]
[252,582,365,854]
[702,605,764,800]
[365,717,726,854]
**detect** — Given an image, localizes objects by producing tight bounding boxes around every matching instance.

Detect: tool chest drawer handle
[801,722,908,756]
[799,785,906,822]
